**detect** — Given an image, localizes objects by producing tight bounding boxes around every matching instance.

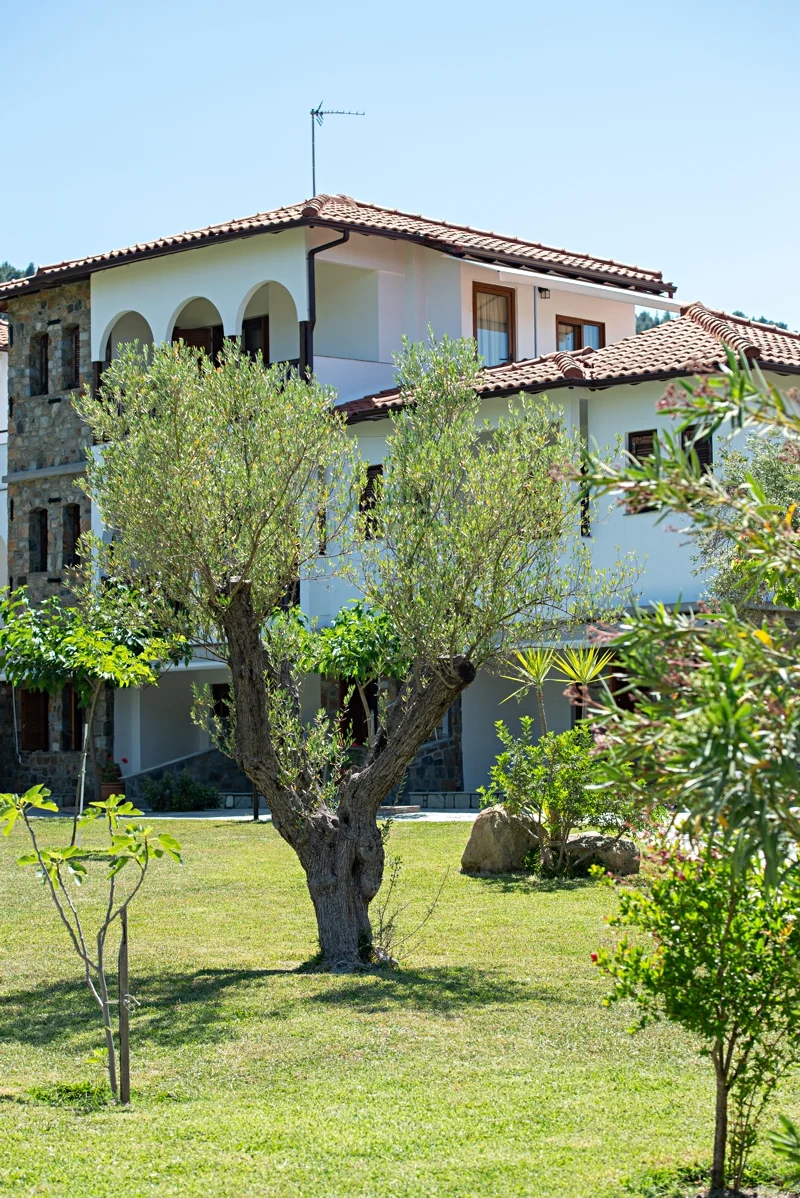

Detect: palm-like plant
[501,645,615,730]
[501,647,556,732]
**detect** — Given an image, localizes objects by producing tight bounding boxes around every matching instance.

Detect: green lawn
[0,818,798,1197]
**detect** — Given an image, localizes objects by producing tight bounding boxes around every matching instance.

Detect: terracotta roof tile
[339,304,800,423]
[0,194,673,300]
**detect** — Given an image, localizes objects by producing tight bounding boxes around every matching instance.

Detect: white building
[1,195,797,799]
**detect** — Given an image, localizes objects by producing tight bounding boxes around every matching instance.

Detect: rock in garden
[461,805,542,873]
[563,831,640,876]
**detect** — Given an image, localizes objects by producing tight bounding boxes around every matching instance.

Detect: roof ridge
[0,194,672,300]
[688,303,800,341]
[681,301,760,359]
[333,196,665,282]
[552,350,591,380]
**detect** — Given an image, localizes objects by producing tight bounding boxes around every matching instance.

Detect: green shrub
[596,845,800,1192]
[480,718,651,873]
[141,768,220,812]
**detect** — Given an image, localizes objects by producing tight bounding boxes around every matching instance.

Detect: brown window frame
[473,283,516,366]
[556,316,606,352]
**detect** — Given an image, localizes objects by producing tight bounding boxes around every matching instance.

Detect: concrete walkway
[144,809,479,823]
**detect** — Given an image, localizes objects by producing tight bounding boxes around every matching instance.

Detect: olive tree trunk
[221,582,474,968]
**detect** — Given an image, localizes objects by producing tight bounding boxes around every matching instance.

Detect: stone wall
[5,279,92,603]
[402,696,463,794]
[123,747,251,805]
[0,281,103,801]
[0,681,113,803]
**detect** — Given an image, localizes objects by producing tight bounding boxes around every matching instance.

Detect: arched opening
[170,298,224,360]
[102,311,154,364]
[240,282,299,367]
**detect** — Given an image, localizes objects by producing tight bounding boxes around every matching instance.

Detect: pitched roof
[0,194,673,302]
[339,304,800,423]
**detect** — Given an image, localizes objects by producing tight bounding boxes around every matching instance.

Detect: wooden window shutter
[628,430,656,462]
[20,689,49,752]
[360,464,383,539]
[71,326,81,387]
[63,503,82,568]
[29,508,48,573]
[682,426,713,472]
[61,684,84,751]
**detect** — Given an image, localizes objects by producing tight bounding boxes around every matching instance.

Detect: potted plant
[99,757,127,801]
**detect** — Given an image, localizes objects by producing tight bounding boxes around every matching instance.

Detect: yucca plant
[500,647,556,732]
[552,647,615,719]
[501,645,614,730]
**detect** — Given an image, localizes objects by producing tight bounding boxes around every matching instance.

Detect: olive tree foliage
[692,428,800,605]
[77,337,634,968]
[582,359,800,875]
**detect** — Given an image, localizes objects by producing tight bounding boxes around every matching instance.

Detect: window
[681,425,713,472]
[242,316,269,363]
[626,430,657,514]
[62,503,82,569]
[360,464,383,539]
[29,508,48,573]
[64,326,81,389]
[627,429,656,463]
[61,684,84,752]
[556,317,605,353]
[31,332,49,395]
[211,683,231,731]
[473,284,515,367]
[20,689,49,752]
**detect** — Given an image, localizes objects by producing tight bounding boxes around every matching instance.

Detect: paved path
[144,809,479,823]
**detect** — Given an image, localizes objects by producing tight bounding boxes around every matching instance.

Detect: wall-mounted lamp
[538,287,551,300]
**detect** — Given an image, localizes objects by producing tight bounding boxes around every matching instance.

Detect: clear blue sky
[5,0,799,327]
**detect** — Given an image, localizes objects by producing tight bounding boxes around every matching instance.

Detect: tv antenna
[310,103,365,196]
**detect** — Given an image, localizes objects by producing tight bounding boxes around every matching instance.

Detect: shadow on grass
[308,965,552,1014]
[462,871,596,894]
[0,963,545,1051]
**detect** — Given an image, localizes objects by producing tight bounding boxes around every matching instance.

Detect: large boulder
[461,805,542,873]
[559,831,640,876]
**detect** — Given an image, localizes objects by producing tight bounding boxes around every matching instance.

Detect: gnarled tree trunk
[221,581,474,968]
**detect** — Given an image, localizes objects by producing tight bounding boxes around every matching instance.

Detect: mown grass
[1,818,798,1197]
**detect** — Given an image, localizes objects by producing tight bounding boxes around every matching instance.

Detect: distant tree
[635,310,673,335]
[0,261,35,283]
[733,310,789,331]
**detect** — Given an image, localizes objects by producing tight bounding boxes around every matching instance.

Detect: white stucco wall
[0,347,7,592]
[461,673,572,793]
[459,262,638,363]
[90,227,309,359]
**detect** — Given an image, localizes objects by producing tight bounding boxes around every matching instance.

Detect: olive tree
[77,338,633,968]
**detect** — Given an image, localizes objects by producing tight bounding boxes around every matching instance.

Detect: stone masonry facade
[0,280,109,800]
